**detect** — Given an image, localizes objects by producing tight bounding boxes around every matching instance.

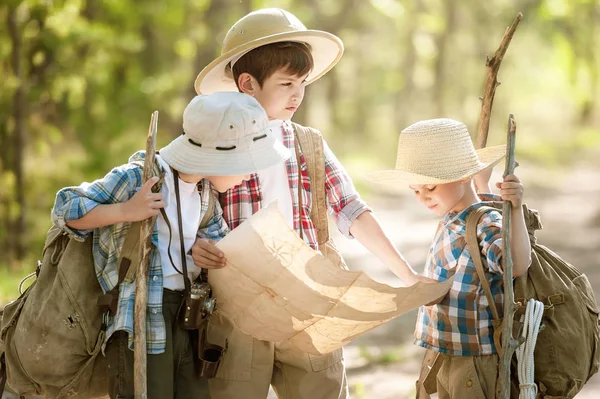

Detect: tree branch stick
[496,114,519,399]
[134,111,158,399]
[475,12,523,150]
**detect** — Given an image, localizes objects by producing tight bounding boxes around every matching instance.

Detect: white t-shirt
[156,155,201,290]
[257,120,294,229]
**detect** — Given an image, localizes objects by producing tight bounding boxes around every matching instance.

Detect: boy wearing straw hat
[190,7,438,399]
[368,118,532,398]
[51,92,289,399]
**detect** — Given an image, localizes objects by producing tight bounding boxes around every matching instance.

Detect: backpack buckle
[101,311,110,330]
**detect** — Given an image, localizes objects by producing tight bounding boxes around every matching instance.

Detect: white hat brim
[159,132,290,176]
[195,30,343,95]
[365,145,506,187]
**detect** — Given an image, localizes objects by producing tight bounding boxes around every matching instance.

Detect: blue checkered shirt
[414,195,504,356]
[51,151,229,354]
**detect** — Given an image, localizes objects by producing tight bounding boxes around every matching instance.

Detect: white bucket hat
[159,92,290,176]
[366,118,506,186]
[194,8,344,95]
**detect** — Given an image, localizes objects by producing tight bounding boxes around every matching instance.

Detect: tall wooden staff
[497,115,520,399]
[473,13,523,399]
[134,111,159,399]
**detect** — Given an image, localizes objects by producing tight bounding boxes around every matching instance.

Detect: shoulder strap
[199,183,216,229]
[291,122,329,246]
[465,205,501,321]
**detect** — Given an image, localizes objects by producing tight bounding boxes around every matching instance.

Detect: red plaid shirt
[219,121,369,250]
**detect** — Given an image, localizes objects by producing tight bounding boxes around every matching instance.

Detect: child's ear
[238,73,256,96]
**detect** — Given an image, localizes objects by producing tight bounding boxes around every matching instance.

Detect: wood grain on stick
[475,13,523,150]
[134,111,158,399]
[496,114,520,399]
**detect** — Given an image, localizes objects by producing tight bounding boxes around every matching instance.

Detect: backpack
[465,202,600,398]
[0,220,142,399]
[0,164,217,398]
[291,122,347,269]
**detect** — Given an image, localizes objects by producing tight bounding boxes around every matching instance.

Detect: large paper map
[210,203,452,355]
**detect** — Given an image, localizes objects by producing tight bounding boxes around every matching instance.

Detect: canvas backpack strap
[198,184,216,283]
[96,221,142,315]
[291,122,329,246]
[465,206,502,321]
[199,184,216,229]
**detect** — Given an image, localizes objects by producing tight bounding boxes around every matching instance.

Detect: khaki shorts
[206,311,348,399]
[417,349,499,399]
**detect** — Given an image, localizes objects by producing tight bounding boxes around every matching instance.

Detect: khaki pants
[416,350,499,399]
[207,312,348,399]
[105,289,210,399]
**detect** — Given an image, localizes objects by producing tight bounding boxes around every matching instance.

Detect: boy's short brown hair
[231,41,314,88]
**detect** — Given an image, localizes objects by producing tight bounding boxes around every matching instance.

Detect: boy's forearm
[66,203,129,230]
[509,207,532,276]
[349,211,418,285]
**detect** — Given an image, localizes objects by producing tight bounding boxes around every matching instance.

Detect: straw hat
[159,92,290,176]
[194,8,344,95]
[366,118,506,186]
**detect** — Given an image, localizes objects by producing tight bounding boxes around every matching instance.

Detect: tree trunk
[7,5,26,264]
[433,0,457,116]
[189,0,231,102]
[395,0,422,129]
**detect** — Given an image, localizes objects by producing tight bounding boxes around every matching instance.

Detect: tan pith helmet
[194,8,344,95]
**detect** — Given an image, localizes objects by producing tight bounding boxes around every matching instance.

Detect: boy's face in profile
[409,180,473,216]
[207,175,251,193]
[178,172,250,193]
[252,69,309,121]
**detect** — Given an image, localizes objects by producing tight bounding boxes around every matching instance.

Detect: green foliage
[0,0,599,276]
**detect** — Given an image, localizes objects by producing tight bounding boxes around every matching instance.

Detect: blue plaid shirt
[414,195,504,356]
[51,151,229,354]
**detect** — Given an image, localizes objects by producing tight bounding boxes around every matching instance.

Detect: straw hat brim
[365,145,506,187]
[194,30,343,95]
[159,131,290,176]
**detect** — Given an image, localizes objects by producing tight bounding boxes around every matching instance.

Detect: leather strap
[97,221,142,315]
[465,205,501,321]
[173,170,191,293]
[160,171,213,294]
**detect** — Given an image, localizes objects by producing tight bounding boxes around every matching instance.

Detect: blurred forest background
[1,0,600,397]
[1,0,600,300]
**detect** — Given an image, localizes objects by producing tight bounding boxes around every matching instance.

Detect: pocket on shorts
[308,347,343,372]
[467,356,493,399]
[207,311,253,381]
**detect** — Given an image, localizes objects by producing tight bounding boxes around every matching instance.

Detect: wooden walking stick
[475,12,523,151]
[496,114,520,399]
[134,111,159,399]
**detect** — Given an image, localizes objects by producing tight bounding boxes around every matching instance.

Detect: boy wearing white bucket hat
[367,118,532,398]
[190,7,438,399]
[51,92,289,398]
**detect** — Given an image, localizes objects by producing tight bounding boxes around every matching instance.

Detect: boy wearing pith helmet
[368,118,532,398]
[51,92,289,398]
[191,8,437,399]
